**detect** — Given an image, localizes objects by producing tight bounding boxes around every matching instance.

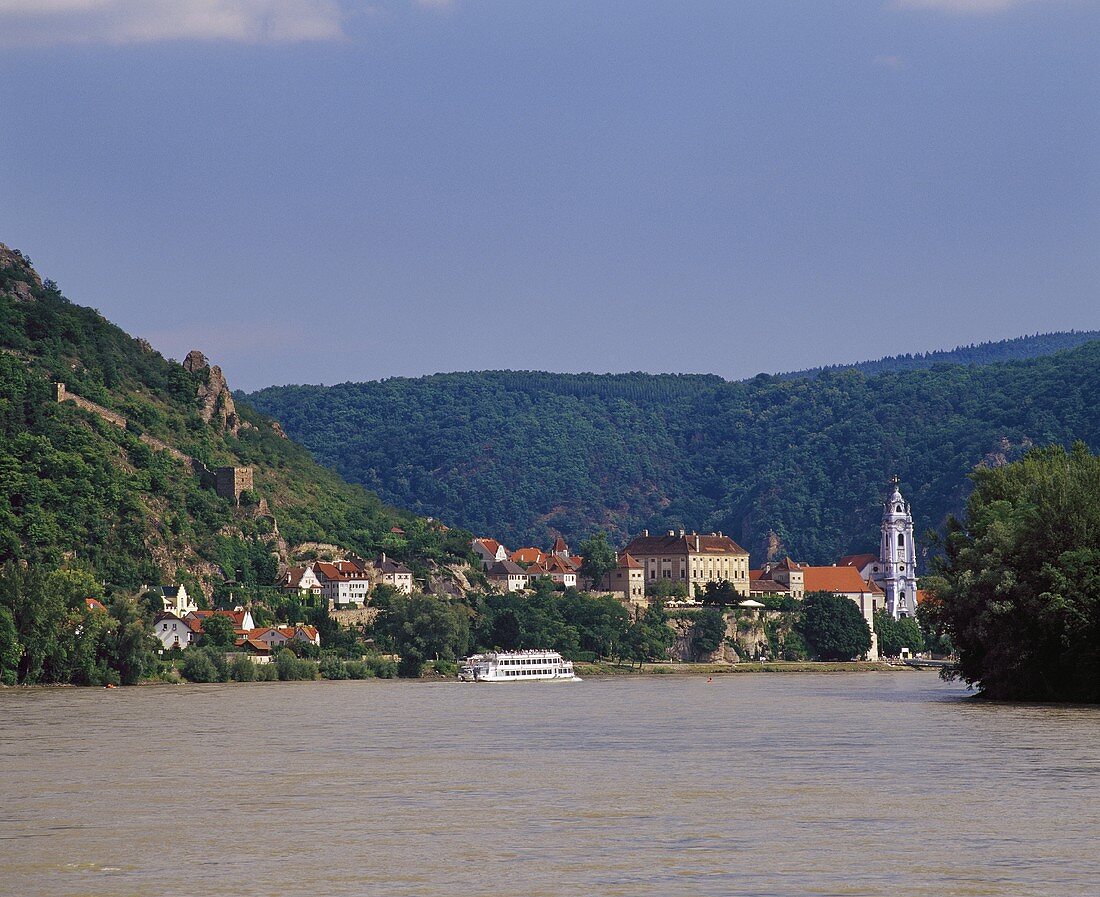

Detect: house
[472,538,509,569]
[621,530,751,598]
[281,564,323,597]
[510,546,546,566]
[314,562,371,608]
[158,584,197,616]
[241,624,321,650]
[376,553,414,594]
[153,612,202,650]
[185,608,255,633]
[487,559,529,592]
[84,597,107,613]
[526,555,578,588]
[601,552,646,605]
[750,558,805,599]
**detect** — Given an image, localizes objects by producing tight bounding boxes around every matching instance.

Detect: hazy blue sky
[1,0,1097,391]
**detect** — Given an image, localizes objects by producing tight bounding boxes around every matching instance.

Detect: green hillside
[245,343,1100,564]
[0,244,469,593]
[776,331,1100,380]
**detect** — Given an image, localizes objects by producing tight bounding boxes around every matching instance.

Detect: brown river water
[1,672,1097,897]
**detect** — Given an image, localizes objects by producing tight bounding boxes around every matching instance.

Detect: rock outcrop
[184,348,244,435]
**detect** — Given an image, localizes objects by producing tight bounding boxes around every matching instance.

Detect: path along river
[1,672,1097,897]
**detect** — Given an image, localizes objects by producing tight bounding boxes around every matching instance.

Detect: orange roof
[526,563,548,575]
[236,637,272,652]
[544,556,576,574]
[474,538,503,554]
[801,566,878,595]
[839,553,878,570]
[313,562,346,582]
[617,553,643,569]
[551,536,569,553]
[84,597,107,612]
[511,547,545,565]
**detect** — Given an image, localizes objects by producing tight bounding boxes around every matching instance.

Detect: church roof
[839,553,878,570]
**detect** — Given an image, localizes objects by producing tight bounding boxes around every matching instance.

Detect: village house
[152,611,202,650]
[526,555,578,588]
[241,624,321,651]
[510,546,546,566]
[158,584,197,616]
[376,553,414,594]
[472,538,509,569]
[487,559,529,592]
[601,552,646,605]
[281,564,323,597]
[622,530,751,598]
[314,561,372,608]
[84,597,107,613]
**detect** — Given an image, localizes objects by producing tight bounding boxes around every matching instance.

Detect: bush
[431,658,458,677]
[364,655,397,679]
[344,661,374,679]
[319,654,349,680]
[230,655,257,682]
[275,648,317,681]
[256,663,279,681]
[397,652,423,678]
[181,648,228,683]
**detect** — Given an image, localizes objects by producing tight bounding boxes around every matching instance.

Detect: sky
[0,0,1097,392]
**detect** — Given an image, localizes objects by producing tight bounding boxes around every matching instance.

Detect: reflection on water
[1,673,1097,897]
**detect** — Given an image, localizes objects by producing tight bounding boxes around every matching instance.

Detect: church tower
[880,476,918,619]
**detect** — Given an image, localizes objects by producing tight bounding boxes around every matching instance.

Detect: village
[148,479,926,665]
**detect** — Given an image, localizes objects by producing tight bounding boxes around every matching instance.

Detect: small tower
[880,476,918,619]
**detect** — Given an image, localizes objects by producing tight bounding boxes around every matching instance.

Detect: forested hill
[0,244,469,595]
[776,331,1100,380]
[245,344,1100,564]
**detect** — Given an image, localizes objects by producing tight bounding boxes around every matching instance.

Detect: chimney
[643,529,649,537]
[678,529,685,537]
[381,552,387,564]
[695,535,700,552]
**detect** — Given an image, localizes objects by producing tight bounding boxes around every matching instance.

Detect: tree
[201,613,238,648]
[0,606,21,685]
[691,608,726,660]
[702,580,738,605]
[181,649,220,683]
[375,593,470,677]
[646,579,689,599]
[933,443,1100,702]
[874,610,925,658]
[628,601,675,664]
[800,591,872,661]
[579,531,618,587]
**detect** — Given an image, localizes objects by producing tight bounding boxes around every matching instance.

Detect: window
[897,533,905,547]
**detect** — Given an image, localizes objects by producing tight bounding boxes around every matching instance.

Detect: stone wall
[215,466,253,503]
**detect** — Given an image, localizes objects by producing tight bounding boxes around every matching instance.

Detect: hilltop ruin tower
[878,477,919,619]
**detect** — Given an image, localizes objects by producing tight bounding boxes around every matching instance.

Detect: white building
[376,553,414,594]
[159,584,197,616]
[153,612,201,650]
[488,559,529,592]
[876,477,919,619]
[472,538,509,570]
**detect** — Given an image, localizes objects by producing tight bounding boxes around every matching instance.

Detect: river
[0,672,1097,896]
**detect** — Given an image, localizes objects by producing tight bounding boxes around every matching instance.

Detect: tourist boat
[458,649,579,682]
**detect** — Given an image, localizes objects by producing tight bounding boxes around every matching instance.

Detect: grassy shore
[574,660,915,677]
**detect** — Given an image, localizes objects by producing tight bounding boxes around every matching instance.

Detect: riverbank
[574,660,919,677]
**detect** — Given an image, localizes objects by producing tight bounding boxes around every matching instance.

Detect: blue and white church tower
[880,476,918,619]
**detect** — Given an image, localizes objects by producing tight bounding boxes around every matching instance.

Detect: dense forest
[0,244,471,594]
[776,331,1100,380]
[246,340,1100,563]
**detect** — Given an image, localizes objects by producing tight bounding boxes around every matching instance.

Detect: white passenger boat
[458,649,579,682]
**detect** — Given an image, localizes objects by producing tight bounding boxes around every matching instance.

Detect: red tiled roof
[526,563,548,575]
[313,562,346,582]
[750,580,788,593]
[623,532,749,557]
[474,538,503,554]
[84,597,107,612]
[617,552,643,569]
[511,547,546,565]
[839,553,878,570]
[801,566,877,595]
[551,536,569,553]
